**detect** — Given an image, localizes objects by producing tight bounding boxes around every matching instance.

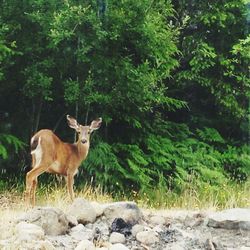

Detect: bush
[222,145,250,182]
[80,120,247,195]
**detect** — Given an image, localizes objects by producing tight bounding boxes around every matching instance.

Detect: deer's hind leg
[25,138,52,206]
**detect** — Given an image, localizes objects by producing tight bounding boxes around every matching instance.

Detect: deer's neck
[76,141,90,161]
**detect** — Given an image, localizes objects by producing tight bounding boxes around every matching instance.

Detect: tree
[171,0,249,140]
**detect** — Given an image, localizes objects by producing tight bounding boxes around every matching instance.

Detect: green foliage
[22,60,54,101]
[81,118,243,194]
[173,0,249,123]
[0,0,249,198]
[83,141,125,189]
[222,145,250,182]
[0,134,25,160]
[196,127,225,144]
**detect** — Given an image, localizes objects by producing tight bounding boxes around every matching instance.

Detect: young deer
[25,115,102,206]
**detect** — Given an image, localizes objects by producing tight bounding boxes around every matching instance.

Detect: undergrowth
[0,177,249,210]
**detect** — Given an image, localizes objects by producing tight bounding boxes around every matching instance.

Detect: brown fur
[25,129,89,206]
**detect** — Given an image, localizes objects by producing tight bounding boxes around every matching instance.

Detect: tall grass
[134,179,250,210]
[0,178,249,211]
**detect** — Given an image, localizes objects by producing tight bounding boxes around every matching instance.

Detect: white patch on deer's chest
[31,137,42,168]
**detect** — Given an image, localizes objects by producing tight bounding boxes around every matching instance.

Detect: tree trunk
[34,96,43,133]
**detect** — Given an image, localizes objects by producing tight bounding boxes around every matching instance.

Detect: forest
[0,0,249,207]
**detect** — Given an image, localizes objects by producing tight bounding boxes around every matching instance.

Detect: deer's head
[67,115,102,144]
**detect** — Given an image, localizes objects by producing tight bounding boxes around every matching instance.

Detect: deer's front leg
[66,172,75,201]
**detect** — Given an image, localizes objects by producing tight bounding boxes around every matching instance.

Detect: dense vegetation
[0,0,249,202]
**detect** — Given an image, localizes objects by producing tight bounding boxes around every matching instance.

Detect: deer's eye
[88,130,91,135]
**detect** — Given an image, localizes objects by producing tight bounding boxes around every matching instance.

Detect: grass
[134,179,250,210]
[0,178,249,242]
[0,178,249,212]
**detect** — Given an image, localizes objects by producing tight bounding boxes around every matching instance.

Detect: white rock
[66,214,78,227]
[110,243,129,250]
[15,221,45,242]
[103,202,142,224]
[109,232,126,244]
[18,207,70,235]
[40,240,56,250]
[75,239,95,250]
[131,224,144,237]
[91,201,105,217]
[207,208,250,230]
[136,230,159,245]
[149,215,166,226]
[153,225,164,233]
[69,224,93,241]
[71,223,85,232]
[68,198,97,224]
[93,221,110,236]
[240,247,250,250]
[46,234,75,249]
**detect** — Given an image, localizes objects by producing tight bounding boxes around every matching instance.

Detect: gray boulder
[68,198,97,224]
[149,215,166,226]
[18,207,70,235]
[103,202,142,225]
[136,230,159,245]
[207,208,250,230]
[15,221,45,241]
[109,232,126,244]
[69,224,93,241]
[75,239,95,250]
[131,224,144,237]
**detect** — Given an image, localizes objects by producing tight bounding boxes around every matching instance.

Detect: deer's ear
[67,115,80,130]
[90,118,102,131]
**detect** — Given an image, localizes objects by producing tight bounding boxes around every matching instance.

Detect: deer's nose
[81,139,87,144]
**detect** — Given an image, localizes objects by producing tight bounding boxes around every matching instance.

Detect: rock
[40,240,56,250]
[92,221,110,242]
[46,234,75,249]
[69,224,93,241]
[15,221,45,241]
[149,215,166,226]
[85,223,94,229]
[163,244,185,250]
[136,230,159,245]
[18,207,70,235]
[11,240,55,250]
[91,201,105,217]
[240,247,250,250]
[109,232,126,244]
[66,214,78,227]
[207,208,250,230]
[204,239,216,250]
[131,224,144,237]
[68,198,97,224]
[110,243,129,250]
[153,225,164,233]
[75,239,95,250]
[103,202,142,225]
[184,213,204,228]
[110,218,132,236]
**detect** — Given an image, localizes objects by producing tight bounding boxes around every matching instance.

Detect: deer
[25,115,102,206]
